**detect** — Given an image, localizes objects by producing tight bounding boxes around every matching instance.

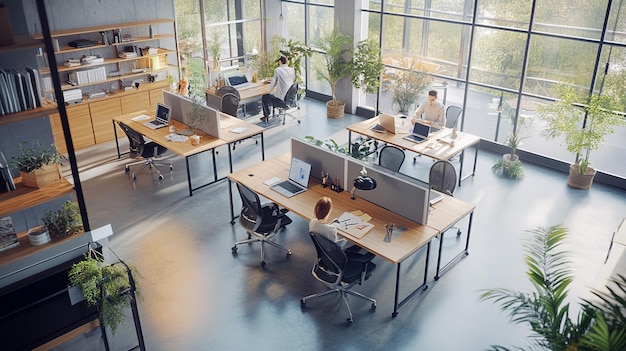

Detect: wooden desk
[347,116,480,186]
[205,84,271,104]
[113,110,265,196]
[227,153,475,317]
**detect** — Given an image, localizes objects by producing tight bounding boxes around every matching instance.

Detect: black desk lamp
[351,166,377,200]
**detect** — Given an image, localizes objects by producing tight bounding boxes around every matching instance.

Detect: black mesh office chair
[216,85,240,99]
[231,182,292,267]
[220,93,240,118]
[301,232,377,325]
[117,121,172,180]
[429,160,461,236]
[378,145,405,172]
[272,82,300,125]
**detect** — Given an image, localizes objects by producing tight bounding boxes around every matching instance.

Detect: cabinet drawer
[149,88,165,112]
[89,99,122,143]
[120,91,151,114]
[50,104,94,151]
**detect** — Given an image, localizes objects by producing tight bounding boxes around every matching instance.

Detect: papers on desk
[230,127,247,134]
[331,211,374,239]
[166,133,189,142]
[131,114,151,122]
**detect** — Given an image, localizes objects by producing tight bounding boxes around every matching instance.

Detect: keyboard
[370,124,385,133]
[278,181,303,193]
[234,82,260,91]
[403,134,427,143]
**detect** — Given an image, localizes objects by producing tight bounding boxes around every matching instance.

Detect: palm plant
[480,225,626,351]
[315,28,352,105]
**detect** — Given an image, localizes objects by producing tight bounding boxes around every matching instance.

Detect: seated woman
[309,197,347,247]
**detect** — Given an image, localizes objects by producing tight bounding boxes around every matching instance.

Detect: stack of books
[119,52,137,59]
[0,67,44,116]
[0,216,19,252]
[63,88,82,103]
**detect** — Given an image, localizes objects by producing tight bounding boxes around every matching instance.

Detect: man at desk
[411,89,446,128]
[260,55,295,122]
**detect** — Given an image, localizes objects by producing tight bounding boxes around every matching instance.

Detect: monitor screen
[227,75,248,86]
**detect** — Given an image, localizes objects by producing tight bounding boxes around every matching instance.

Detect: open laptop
[225,73,259,91]
[270,157,312,198]
[403,122,431,144]
[370,113,397,133]
[143,103,171,130]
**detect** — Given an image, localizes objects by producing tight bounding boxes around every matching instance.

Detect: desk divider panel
[164,90,221,138]
[346,158,430,224]
[206,93,222,110]
[291,137,346,184]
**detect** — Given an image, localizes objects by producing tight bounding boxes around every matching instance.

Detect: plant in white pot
[315,28,352,118]
[491,131,526,180]
[538,85,626,189]
[10,141,65,188]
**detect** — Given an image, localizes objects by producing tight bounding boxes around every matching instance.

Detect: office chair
[272,82,300,125]
[220,93,240,118]
[216,85,240,99]
[378,145,405,172]
[301,232,377,325]
[231,182,292,267]
[117,121,172,180]
[429,160,461,236]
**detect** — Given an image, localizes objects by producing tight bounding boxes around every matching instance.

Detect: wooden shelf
[40,48,176,74]
[0,35,44,54]
[0,177,73,218]
[0,99,58,126]
[0,228,86,268]
[33,19,175,39]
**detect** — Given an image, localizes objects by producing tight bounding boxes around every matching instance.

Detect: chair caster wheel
[132,174,137,180]
[231,246,238,253]
[158,175,164,180]
[261,261,266,268]
[125,166,130,172]
[169,165,173,170]
[457,230,462,236]
[371,303,377,311]
[346,318,353,325]
[286,250,292,257]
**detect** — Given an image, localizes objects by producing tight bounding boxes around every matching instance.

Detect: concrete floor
[53,98,626,351]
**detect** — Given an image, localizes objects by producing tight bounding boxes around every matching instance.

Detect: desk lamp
[351,166,377,200]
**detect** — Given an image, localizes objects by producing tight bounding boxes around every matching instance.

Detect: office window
[533,0,609,40]
[383,0,425,16]
[470,27,525,90]
[475,0,531,29]
[285,3,306,42]
[306,4,334,97]
[524,35,597,98]
[605,0,626,44]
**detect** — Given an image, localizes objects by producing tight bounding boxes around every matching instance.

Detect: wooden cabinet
[149,87,165,112]
[90,98,122,143]
[52,104,95,151]
[121,91,151,114]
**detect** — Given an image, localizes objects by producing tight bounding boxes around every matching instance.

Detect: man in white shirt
[411,89,446,128]
[261,55,296,122]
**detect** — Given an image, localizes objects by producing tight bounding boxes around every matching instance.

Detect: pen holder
[330,184,343,193]
[384,223,394,242]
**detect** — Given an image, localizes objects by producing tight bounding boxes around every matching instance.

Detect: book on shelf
[0,66,44,116]
[0,216,19,253]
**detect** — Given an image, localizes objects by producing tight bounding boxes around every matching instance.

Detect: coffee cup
[190,135,200,145]
[169,125,176,133]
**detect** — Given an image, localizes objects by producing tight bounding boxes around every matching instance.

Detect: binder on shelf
[0,216,19,252]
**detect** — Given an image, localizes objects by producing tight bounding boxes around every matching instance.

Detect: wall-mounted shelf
[0,177,73,218]
[0,99,57,126]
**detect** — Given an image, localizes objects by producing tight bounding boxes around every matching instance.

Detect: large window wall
[357,0,626,180]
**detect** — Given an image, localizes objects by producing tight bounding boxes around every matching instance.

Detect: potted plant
[351,38,385,100]
[280,38,313,100]
[538,85,626,189]
[250,36,282,81]
[69,247,140,334]
[391,68,429,114]
[491,131,525,180]
[304,135,378,160]
[207,31,223,70]
[480,225,626,350]
[315,28,353,118]
[10,141,65,188]
[41,200,83,238]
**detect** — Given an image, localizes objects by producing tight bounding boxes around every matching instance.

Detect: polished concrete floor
[54,98,625,351]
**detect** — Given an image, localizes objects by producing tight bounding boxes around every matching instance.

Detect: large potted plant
[538,85,626,189]
[480,225,626,350]
[315,28,352,118]
[391,68,429,114]
[280,38,313,100]
[351,39,384,101]
[10,141,65,188]
[491,131,525,180]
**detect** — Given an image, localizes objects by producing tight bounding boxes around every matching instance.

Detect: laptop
[429,190,444,205]
[403,122,431,143]
[226,74,259,91]
[270,157,312,198]
[143,103,171,130]
[370,113,397,133]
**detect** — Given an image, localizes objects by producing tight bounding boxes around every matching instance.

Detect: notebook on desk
[403,122,431,143]
[270,157,312,198]
[143,103,171,130]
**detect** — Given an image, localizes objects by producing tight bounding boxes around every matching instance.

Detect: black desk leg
[229,179,236,224]
[392,241,431,318]
[435,212,474,280]
[211,149,218,182]
[113,120,121,159]
[458,149,465,187]
[392,262,401,318]
[186,156,193,196]
[228,143,233,174]
[260,132,265,161]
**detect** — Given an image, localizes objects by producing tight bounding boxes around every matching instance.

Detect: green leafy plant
[391,68,430,113]
[538,85,626,175]
[250,36,282,80]
[207,31,224,69]
[41,201,83,238]
[304,135,378,160]
[491,132,526,180]
[315,27,352,105]
[10,141,65,173]
[69,248,139,334]
[480,225,626,351]
[280,38,313,100]
[351,39,384,95]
